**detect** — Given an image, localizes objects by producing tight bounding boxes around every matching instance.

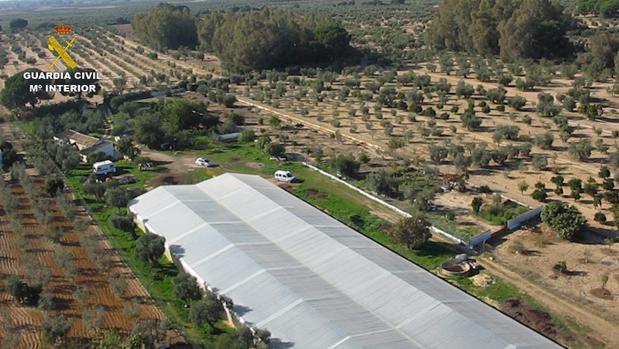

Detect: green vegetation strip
[476,200,529,226]
[65,162,230,345]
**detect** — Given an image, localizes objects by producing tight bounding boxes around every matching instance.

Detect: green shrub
[541,201,587,240]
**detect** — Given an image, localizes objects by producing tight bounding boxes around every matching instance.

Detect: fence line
[498,194,532,209]
[506,205,544,231]
[301,162,465,245]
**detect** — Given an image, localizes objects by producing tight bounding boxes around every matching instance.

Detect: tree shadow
[520,249,542,257]
[564,270,587,277]
[169,244,186,258]
[584,227,619,241]
[416,240,457,258]
[271,338,295,349]
[233,304,253,317]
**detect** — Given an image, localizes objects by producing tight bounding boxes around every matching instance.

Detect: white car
[274,170,296,183]
[195,157,216,167]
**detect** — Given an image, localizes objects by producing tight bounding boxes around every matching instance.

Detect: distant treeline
[429,0,574,60]
[578,0,619,17]
[132,4,198,51]
[132,4,352,72]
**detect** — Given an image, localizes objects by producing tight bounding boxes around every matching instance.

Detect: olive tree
[135,234,165,265]
[190,292,224,328]
[388,215,431,250]
[41,316,71,345]
[174,272,202,304]
[471,196,483,214]
[330,154,360,178]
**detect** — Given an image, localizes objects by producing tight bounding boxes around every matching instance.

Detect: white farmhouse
[54,129,116,162]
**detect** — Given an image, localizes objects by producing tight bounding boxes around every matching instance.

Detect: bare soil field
[495,226,619,325]
[0,122,164,348]
[230,63,619,238]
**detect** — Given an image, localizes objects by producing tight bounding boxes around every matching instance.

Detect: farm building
[54,129,116,162]
[128,173,561,349]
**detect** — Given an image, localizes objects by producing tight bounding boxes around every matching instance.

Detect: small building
[54,129,116,162]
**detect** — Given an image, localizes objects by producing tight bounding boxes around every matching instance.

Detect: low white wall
[506,206,544,231]
[301,162,465,245]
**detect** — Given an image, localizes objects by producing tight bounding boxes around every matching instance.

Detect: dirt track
[479,256,619,347]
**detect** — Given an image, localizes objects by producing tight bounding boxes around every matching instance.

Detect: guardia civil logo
[48,24,78,69]
[23,23,101,94]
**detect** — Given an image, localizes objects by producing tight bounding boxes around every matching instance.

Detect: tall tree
[133,113,165,148]
[0,69,52,109]
[174,272,202,304]
[9,18,28,31]
[132,3,198,50]
[388,215,431,250]
[199,8,352,71]
[190,293,224,328]
[162,99,208,133]
[430,0,572,60]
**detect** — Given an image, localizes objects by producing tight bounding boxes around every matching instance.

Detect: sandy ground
[434,191,503,233]
[495,227,619,323]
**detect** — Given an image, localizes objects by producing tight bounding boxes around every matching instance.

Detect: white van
[93,160,116,176]
[274,170,296,183]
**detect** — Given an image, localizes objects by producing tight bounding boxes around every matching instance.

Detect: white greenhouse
[128,173,561,349]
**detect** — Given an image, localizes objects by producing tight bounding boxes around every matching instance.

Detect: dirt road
[479,256,619,347]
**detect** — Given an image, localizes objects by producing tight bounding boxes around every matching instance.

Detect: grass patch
[477,199,529,225]
[428,214,480,241]
[65,161,230,345]
[450,274,528,303]
[295,186,455,270]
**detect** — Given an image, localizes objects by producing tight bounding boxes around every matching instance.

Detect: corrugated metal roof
[129,173,562,349]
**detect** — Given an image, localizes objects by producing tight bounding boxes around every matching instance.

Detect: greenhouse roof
[129,173,561,349]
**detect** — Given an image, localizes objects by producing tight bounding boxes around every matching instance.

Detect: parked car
[274,170,296,183]
[92,160,116,176]
[195,157,216,167]
[118,176,137,185]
